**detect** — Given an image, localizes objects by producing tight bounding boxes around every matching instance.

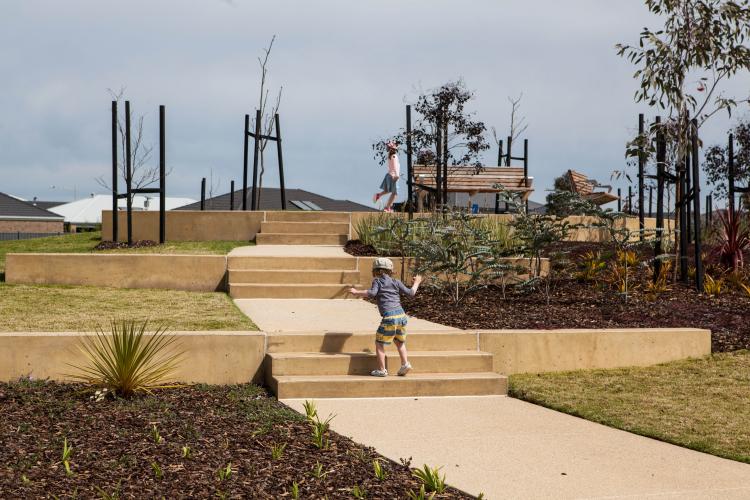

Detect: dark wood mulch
[0,382,470,499]
[94,240,159,250]
[344,240,378,257]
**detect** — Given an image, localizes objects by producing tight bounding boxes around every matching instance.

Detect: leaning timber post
[406,105,414,219]
[242,114,250,211]
[691,119,704,292]
[524,139,529,213]
[159,105,166,244]
[638,113,645,239]
[495,139,503,214]
[728,133,735,216]
[679,149,689,283]
[111,100,118,242]
[435,110,443,212]
[200,177,206,211]
[251,109,261,211]
[230,180,235,210]
[125,100,133,246]
[275,113,286,210]
[654,116,665,282]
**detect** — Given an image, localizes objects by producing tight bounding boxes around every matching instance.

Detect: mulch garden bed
[0,382,469,499]
[398,241,750,353]
[94,240,159,250]
[344,240,379,257]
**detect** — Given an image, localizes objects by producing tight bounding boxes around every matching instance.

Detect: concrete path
[284,396,750,500]
[234,298,456,332]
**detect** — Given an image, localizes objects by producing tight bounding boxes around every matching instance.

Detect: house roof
[0,192,64,220]
[177,187,376,212]
[50,195,197,224]
[32,201,66,210]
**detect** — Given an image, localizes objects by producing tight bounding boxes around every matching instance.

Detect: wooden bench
[412,165,533,211]
[566,169,618,206]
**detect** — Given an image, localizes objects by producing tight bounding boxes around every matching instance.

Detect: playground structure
[403,104,533,216]
[110,101,166,245]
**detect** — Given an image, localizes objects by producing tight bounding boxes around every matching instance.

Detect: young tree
[703,118,750,200]
[252,35,283,208]
[491,93,528,163]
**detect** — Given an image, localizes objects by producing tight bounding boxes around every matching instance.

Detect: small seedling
[181,445,191,459]
[290,481,300,499]
[270,442,287,460]
[477,493,485,499]
[351,484,367,499]
[61,438,73,476]
[150,461,163,480]
[373,459,388,480]
[303,400,318,421]
[406,485,435,500]
[217,462,232,481]
[412,464,446,494]
[309,461,330,480]
[94,482,122,500]
[311,413,336,449]
[151,424,163,444]
[21,474,31,484]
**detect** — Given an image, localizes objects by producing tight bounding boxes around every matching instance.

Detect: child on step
[373,141,400,212]
[349,258,422,377]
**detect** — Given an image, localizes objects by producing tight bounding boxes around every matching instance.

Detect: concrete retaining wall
[479,328,711,375]
[0,331,265,384]
[5,253,227,291]
[356,256,549,282]
[102,210,264,242]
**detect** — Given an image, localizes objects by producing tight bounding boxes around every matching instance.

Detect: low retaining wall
[102,210,264,242]
[479,328,711,375]
[357,256,549,282]
[5,253,227,292]
[0,331,265,384]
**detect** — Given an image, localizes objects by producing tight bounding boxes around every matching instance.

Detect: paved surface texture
[228,245,350,257]
[234,298,456,332]
[284,396,750,500]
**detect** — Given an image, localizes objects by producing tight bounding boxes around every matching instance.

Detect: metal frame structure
[242,110,286,211]
[110,101,166,245]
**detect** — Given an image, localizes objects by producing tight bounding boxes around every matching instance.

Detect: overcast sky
[1,0,748,207]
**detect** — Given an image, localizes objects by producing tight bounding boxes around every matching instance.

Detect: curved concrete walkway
[284,396,750,500]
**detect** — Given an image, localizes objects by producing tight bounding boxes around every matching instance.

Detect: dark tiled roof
[32,201,66,210]
[177,187,376,212]
[0,192,64,219]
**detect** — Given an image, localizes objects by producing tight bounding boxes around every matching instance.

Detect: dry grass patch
[509,352,750,463]
[0,283,256,332]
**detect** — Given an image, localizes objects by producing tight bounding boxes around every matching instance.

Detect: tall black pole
[523,139,529,213]
[638,113,645,239]
[494,139,503,214]
[275,113,286,210]
[435,110,442,211]
[691,119,703,292]
[679,150,689,282]
[649,186,653,218]
[618,188,622,212]
[506,136,512,166]
[628,186,633,215]
[242,114,249,211]
[686,149,692,243]
[111,101,118,243]
[125,100,133,246]
[200,177,206,211]
[654,116,665,282]
[442,114,449,207]
[406,105,414,219]
[230,180,235,210]
[728,133,735,216]
[159,105,166,244]
[251,109,261,211]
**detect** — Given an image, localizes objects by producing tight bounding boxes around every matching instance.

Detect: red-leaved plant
[711,208,750,272]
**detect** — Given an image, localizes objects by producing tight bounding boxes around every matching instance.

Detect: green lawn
[0,232,252,276]
[0,283,257,331]
[509,352,750,463]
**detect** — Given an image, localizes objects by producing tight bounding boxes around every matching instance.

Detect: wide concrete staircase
[266,331,507,399]
[255,211,350,246]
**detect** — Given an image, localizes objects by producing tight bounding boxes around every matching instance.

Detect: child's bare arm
[411,275,423,295]
[348,287,369,297]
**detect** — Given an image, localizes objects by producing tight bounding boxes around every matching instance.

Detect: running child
[349,257,423,377]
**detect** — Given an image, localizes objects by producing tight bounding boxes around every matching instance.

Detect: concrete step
[227,256,357,271]
[230,283,354,299]
[271,372,507,399]
[267,351,494,377]
[265,211,350,223]
[256,233,348,245]
[229,269,360,284]
[260,221,350,235]
[266,331,476,353]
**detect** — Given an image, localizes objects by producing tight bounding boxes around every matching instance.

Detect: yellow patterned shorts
[375,308,407,345]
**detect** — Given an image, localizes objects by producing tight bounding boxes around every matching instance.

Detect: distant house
[50,194,197,229]
[0,192,64,239]
[177,187,376,212]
